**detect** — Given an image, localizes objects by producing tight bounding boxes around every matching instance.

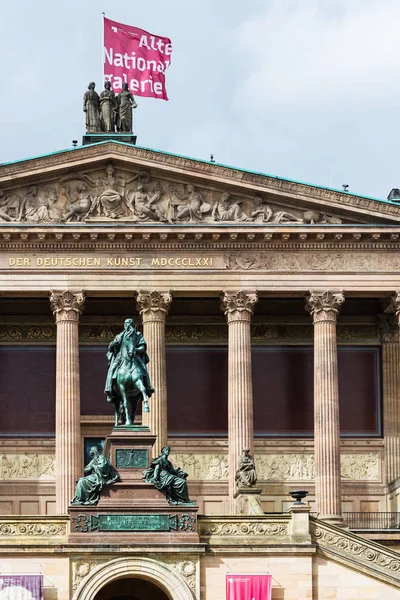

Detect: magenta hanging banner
[103,17,172,100]
[0,575,43,599]
[226,574,272,600]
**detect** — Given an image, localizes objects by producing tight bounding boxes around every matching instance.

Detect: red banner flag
[103,17,172,100]
[226,574,272,600]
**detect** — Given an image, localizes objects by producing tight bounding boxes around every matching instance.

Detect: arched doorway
[93,577,169,600]
[72,556,195,600]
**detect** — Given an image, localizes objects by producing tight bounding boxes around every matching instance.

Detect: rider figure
[104,318,154,404]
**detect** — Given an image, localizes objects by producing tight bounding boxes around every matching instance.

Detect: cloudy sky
[1,0,399,199]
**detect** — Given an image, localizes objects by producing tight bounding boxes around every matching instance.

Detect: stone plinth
[233,487,264,515]
[82,133,137,145]
[69,426,199,544]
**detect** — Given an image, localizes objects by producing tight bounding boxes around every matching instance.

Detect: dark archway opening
[93,577,169,600]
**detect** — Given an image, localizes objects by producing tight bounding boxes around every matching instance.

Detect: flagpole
[101,12,105,86]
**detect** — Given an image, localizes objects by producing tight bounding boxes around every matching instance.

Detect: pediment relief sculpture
[0,163,344,225]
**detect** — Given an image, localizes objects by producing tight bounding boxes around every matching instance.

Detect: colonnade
[50,289,400,518]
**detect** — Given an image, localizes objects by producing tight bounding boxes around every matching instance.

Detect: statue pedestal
[69,426,199,543]
[233,487,264,515]
[82,133,137,146]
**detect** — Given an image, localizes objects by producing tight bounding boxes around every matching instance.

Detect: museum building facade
[1,140,400,598]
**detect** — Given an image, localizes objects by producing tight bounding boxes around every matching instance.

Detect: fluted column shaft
[137,291,172,458]
[306,291,344,522]
[381,297,400,484]
[50,290,85,515]
[221,291,258,504]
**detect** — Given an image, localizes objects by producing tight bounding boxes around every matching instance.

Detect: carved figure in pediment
[83,82,101,133]
[251,196,303,224]
[61,163,139,220]
[127,180,164,221]
[100,81,117,133]
[0,189,17,222]
[18,186,51,222]
[63,183,93,222]
[166,184,210,223]
[302,210,342,224]
[45,188,63,221]
[212,192,249,222]
[320,214,342,224]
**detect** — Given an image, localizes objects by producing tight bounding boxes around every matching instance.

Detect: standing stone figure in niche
[143,446,195,505]
[83,82,101,133]
[235,448,258,488]
[100,81,117,132]
[71,446,119,505]
[116,83,138,132]
[105,318,154,426]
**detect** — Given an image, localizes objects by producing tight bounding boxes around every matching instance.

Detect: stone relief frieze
[0,162,343,225]
[2,142,398,223]
[0,521,67,537]
[0,453,55,480]
[199,518,288,537]
[225,251,400,272]
[172,452,380,482]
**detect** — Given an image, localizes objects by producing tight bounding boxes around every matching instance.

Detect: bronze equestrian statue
[105,318,154,426]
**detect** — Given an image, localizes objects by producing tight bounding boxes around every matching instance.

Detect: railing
[343,512,400,530]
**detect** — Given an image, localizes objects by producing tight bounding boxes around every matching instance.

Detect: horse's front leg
[121,389,132,426]
[113,401,119,427]
[137,380,150,413]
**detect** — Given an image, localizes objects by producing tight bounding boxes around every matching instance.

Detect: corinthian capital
[136,290,172,323]
[389,292,400,324]
[50,290,85,322]
[378,314,399,344]
[305,290,344,324]
[221,290,258,323]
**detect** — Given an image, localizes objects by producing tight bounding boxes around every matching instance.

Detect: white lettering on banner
[103,17,171,100]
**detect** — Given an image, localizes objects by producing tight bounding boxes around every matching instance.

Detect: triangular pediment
[0,141,399,226]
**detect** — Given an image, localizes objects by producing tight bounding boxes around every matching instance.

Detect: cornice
[1,224,400,249]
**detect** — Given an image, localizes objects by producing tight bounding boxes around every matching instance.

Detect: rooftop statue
[105,318,154,426]
[235,448,258,488]
[116,83,138,133]
[71,446,119,505]
[83,82,101,134]
[100,81,117,133]
[143,446,196,505]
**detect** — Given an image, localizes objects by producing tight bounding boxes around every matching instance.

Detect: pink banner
[0,576,43,599]
[103,17,172,100]
[226,574,272,600]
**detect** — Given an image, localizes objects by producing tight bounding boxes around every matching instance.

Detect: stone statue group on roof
[84,81,138,134]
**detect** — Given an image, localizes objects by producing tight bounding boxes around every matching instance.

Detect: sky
[1,0,400,199]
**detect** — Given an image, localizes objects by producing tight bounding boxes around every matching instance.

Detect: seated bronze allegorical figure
[71,447,119,506]
[143,446,195,506]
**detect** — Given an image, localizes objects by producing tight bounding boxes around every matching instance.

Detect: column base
[317,515,348,528]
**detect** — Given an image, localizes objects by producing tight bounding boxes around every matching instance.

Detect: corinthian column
[136,290,172,457]
[380,297,400,484]
[305,290,344,524]
[221,290,258,504]
[50,290,85,514]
